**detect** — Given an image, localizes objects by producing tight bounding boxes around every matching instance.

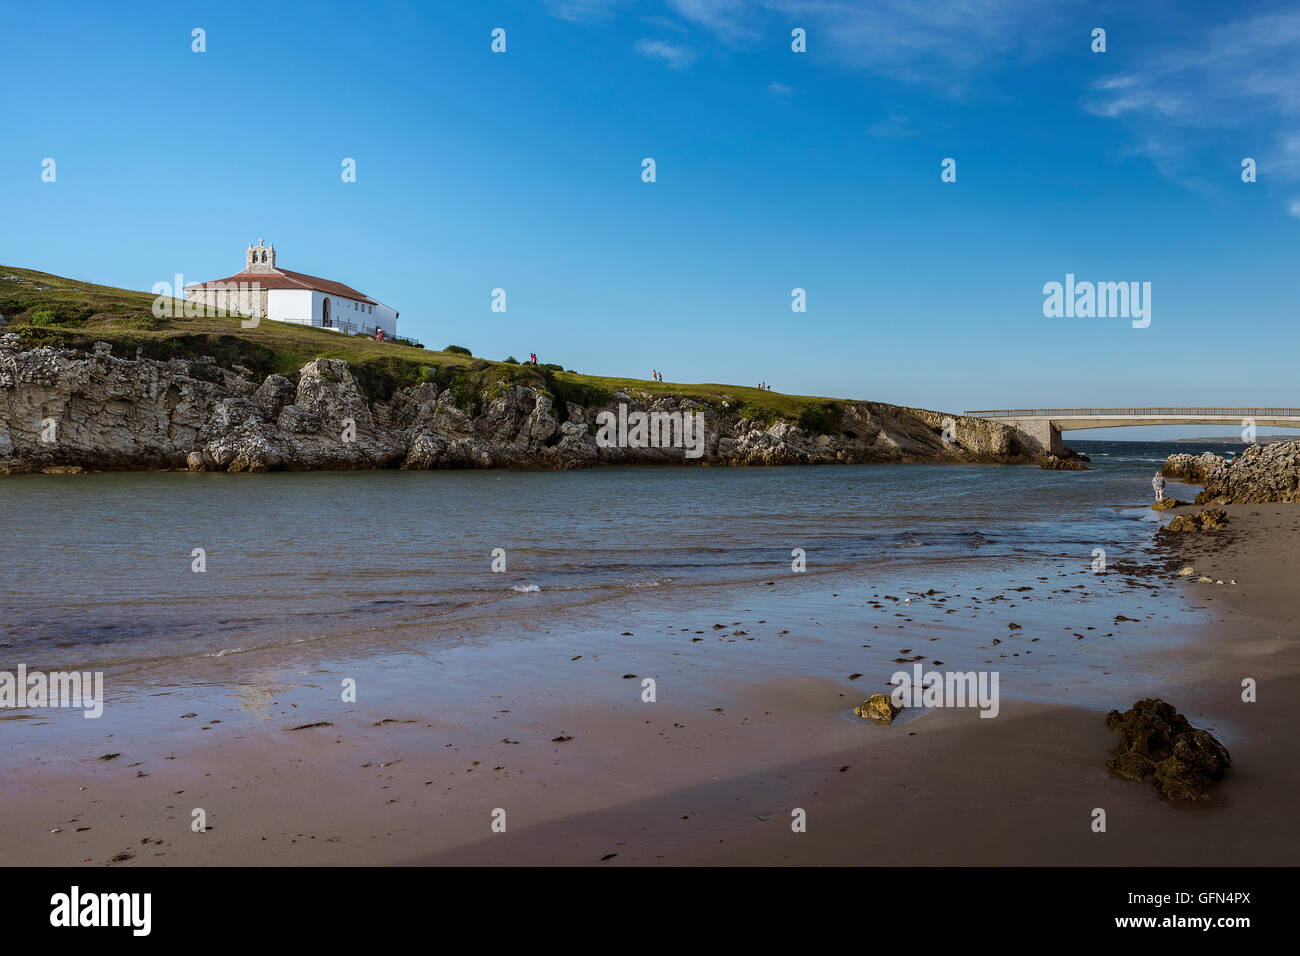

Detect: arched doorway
[322,297,332,328]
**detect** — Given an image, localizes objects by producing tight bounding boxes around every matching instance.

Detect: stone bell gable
[185,240,400,340]
[245,238,277,274]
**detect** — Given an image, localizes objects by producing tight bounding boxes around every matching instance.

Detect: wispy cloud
[767,80,792,96]
[550,2,1300,215]
[544,0,627,22]
[635,38,698,69]
[666,0,1067,94]
[1085,12,1300,202]
[601,0,1064,82]
[553,1,1068,91]
[866,114,919,139]
[666,0,759,44]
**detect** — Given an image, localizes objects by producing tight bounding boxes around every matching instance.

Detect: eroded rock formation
[1161,509,1229,532]
[1,336,1062,474]
[1165,443,1300,504]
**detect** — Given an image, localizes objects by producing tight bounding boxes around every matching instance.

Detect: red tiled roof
[185,267,377,305]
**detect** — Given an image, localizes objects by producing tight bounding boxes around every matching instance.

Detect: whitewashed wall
[264,289,397,336]
[266,289,315,326]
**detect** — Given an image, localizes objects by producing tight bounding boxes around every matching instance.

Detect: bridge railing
[964,408,1300,418]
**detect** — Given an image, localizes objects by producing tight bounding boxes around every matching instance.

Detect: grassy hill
[0,266,847,431]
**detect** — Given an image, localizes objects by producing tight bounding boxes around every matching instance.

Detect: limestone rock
[0,338,1079,474]
[1163,509,1229,532]
[1040,454,1087,471]
[1166,443,1300,504]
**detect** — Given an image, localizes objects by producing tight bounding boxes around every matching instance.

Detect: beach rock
[1104,698,1230,800]
[1165,443,1300,504]
[1151,497,1186,511]
[1163,452,1223,484]
[1163,509,1229,532]
[854,693,901,725]
[1039,454,1087,471]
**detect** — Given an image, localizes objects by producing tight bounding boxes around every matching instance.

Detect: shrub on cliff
[797,402,842,436]
[445,345,472,356]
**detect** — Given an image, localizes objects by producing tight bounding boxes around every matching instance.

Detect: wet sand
[3,503,1297,866]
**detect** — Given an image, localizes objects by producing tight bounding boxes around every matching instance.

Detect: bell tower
[245,238,276,273]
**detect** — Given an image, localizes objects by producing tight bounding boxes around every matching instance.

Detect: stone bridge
[964,408,1300,456]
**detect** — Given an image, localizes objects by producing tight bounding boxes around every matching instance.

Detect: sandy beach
[4,492,1296,868]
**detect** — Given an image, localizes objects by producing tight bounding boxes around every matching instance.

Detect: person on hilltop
[1152,470,1166,502]
[653,369,658,382]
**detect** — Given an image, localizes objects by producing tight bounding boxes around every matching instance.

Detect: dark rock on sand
[1104,698,1230,801]
[1151,497,1187,511]
[1163,509,1229,532]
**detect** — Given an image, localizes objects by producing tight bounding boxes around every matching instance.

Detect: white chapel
[185,240,399,338]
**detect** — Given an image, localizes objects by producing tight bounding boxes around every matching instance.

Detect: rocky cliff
[1165,442,1300,504]
[0,335,1056,474]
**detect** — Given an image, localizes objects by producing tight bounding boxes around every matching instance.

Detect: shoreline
[4,494,1297,866]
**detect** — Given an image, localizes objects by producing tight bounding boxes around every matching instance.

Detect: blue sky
[4,0,1298,438]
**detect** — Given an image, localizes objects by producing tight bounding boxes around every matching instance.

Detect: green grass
[0,265,851,421]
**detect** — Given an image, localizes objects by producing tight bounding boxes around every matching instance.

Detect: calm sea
[0,441,1241,683]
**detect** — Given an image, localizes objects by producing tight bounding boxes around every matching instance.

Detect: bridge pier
[1005,418,1064,457]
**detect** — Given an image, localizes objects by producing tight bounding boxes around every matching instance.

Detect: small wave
[205,647,245,657]
[511,584,541,593]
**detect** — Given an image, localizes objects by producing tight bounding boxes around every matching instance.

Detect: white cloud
[767,80,792,95]
[1289,198,1300,220]
[635,38,698,68]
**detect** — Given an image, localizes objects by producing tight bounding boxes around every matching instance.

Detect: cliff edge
[1,335,1053,474]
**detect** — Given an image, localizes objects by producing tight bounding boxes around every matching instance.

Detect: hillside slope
[0,266,1055,474]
